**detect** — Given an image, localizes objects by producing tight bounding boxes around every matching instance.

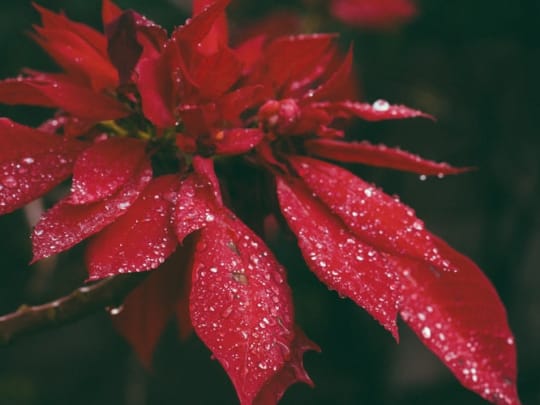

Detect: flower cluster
[0,1,519,404]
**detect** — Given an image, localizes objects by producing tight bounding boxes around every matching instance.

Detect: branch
[0,273,147,345]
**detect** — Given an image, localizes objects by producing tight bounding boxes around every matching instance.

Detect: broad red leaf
[32,159,152,261]
[277,177,400,337]
[0,119,85,215]
[190,211,304,404]
[69,137,147,204]
[85,175,180,280]
[306,139,470,175]
[0,75,129,120]
[214,129,265,155]
[396,235,519,405]
[330,0,417,29]
[316,100,433,121]
[174,172,221,243]
[253,327,319,405]
[290,156,455,272]
[112,244,193,368]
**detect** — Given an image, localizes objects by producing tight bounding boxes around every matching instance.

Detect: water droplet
[210,267,218,273]
[221,305,233,318]
[419,174,427,181]
[22,157,34,164]
[34,228,44,236]
[421,326,431,339]
[372,99,390,112]
[108,305,124,316]
[2,176,18,188]
[205,213,215,222]
[506,336,514,345]
[257,362,268,370]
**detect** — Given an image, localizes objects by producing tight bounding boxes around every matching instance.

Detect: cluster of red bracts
[0,1,519,404]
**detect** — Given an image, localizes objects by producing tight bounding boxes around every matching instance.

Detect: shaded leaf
[112,243,194,368]
[277,177,400,337]
[86,174,180,280]
[315,100,433,121]
[214,129,264,155]
[32,159,152,261]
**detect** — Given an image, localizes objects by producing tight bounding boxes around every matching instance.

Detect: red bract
[0,1,519,405]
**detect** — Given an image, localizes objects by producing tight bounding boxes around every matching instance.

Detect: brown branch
[0,273,148,345]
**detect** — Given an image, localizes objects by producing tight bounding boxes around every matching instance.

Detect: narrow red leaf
[316,100,433,121]
[85,175,180,280]
[105,11,143,85]
[112,244,193,368]
[253,328,319,405]
[136,45,178,128]
[290,156,455,272]
[190,211,302,404]
[32,159,152,261]
[0,119,84,215]
[305,139,470,175]
[214,129,265,155]
[192,156,223,205]
[219,85,266,125]
[69,137,147,204]
[277,177,400,337]
[396,235,519,405]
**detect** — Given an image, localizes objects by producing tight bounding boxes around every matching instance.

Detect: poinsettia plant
[0,0,520,404]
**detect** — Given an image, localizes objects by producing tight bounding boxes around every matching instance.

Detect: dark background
[0,0,539,404]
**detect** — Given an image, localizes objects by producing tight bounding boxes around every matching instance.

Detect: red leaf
[396,235,520,405]
[277,177,400,337]
[290,156,455,272]
[105,11,143,85]
[307,46,354,102]
[191,46,242,98]
[174,172,221,243]
[172,0,230,45]
[32,5,117,90]
[102,0,123,26]
[69,137,147,204]
[136,45,178,128]
[192,0,229,54]
[192,156,223,204]
[214,129,265,155]
[219,85,266,125]
[32,159,152,261]
[259,34,336,92]
[0,75,130,120]
[190,211,304,404]
[316,100,433,121]
[112,244,193,368]
[85,175,180,280]
[305,139,470,175]
[0,119,84,215]
[253,327,319,405]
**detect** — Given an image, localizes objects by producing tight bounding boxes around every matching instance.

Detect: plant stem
[0,273,147,345]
